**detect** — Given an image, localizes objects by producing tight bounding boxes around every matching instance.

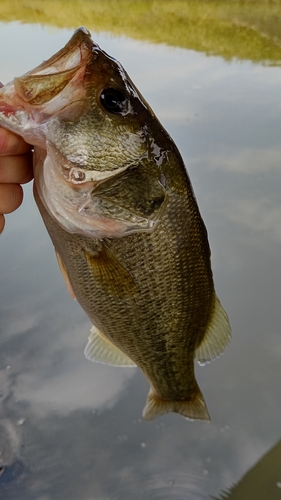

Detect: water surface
[1,21,281,500]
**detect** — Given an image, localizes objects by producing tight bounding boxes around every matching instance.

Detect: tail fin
[142,386,210,421]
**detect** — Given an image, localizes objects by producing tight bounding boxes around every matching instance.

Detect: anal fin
[84,325,136,367]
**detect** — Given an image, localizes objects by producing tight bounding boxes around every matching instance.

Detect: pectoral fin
[196,295,231,364]
[84,325,136,367]
[84,243,137,297]
[55,251,76,300]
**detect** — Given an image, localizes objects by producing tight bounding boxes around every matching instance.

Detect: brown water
[0,21,281,500]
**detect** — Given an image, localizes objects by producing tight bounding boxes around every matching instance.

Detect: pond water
[1,21,281,500]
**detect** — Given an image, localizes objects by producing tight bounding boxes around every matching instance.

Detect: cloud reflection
[208,147,281,175]
[13,318,136,415]
[219,196,281,242]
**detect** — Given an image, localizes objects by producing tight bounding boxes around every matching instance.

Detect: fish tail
[142,386,210,421]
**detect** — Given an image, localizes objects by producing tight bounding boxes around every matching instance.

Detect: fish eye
[100,88,127,114]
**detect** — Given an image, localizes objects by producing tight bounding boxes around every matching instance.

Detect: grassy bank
[1,0,281,64]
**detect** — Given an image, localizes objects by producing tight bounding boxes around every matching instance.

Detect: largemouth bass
[0,28,231,420]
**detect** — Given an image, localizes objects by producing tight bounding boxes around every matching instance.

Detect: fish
[0,28,231,421]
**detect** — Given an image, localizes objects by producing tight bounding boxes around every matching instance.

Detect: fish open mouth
[0,28,94,138]
[13,27,93,108]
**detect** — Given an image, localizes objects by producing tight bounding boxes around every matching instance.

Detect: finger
[0,128,32,156]
[0,214,5,234]
[0,183,23,214]
[0,151,33,184]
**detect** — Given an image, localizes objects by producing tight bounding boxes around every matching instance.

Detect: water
[1,21,281,500]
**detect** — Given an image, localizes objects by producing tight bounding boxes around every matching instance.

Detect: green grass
[1,0,281,64]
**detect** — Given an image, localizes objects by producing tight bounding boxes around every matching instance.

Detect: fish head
[0,28,168,238]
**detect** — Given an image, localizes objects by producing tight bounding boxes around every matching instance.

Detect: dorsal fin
[196,295,231,364]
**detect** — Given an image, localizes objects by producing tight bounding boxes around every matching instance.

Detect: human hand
[0,128,33,233]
